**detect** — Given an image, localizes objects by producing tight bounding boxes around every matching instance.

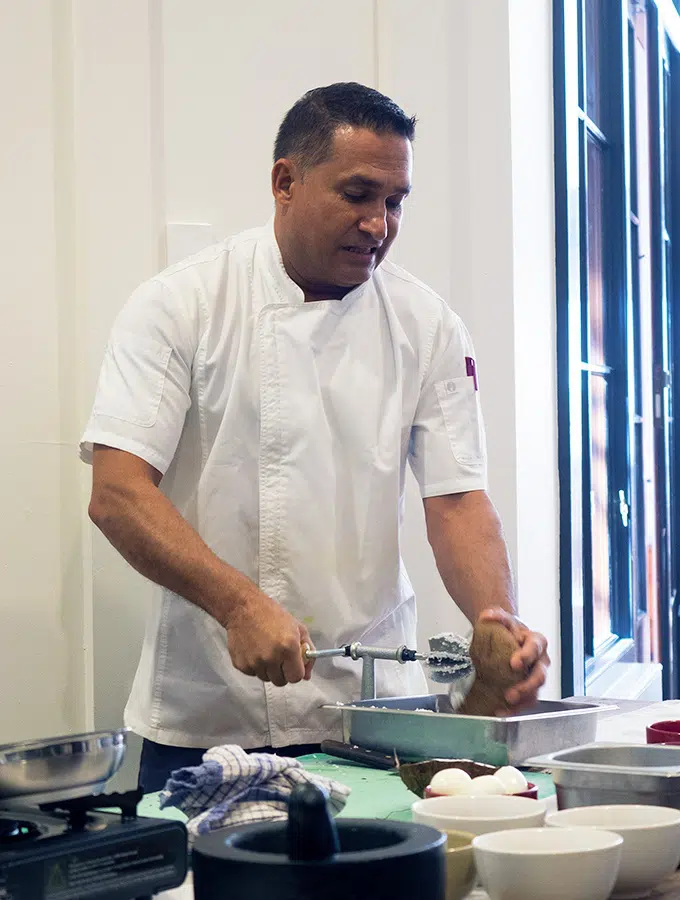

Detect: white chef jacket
[80,219,488,749]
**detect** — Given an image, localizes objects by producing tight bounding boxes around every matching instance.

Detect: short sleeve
[80,278,195,474]
[408,307,488,496]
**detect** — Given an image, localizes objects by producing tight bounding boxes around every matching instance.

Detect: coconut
[459,620,524,716]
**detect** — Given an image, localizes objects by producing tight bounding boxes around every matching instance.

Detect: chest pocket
[435,377,484,466]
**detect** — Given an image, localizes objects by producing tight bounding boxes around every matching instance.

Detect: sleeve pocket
[93,333,172,428]
[434,377,485,466]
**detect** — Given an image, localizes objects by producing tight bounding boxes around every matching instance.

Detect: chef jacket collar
[259,216,370,314]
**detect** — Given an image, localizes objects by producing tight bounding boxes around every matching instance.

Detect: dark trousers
[138,738,322,793]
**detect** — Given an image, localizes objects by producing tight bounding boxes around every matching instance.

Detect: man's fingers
[232,652,257,677]
[282,644,306,685]
[510,633,547,671]
[254,663,271,683]
[480,610,548,674]
[267,667,287,688]
[505,662,548,706]
[299,626,316,681]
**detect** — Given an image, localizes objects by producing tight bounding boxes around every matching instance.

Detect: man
[82,83,549,793]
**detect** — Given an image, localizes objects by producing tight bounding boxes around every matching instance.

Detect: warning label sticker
[43,835,180,900]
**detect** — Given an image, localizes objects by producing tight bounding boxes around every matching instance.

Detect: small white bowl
[546,804,680,899]
[411,794,546,836]
[472,827,623,900]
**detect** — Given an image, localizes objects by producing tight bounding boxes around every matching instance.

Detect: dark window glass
[585,0,603,124]
[587,137,606,365]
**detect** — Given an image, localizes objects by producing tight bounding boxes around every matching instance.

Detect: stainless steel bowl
[0,728,128,803]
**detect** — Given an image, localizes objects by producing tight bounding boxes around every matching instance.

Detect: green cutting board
[297,754,555,823]
[138,754,556,824]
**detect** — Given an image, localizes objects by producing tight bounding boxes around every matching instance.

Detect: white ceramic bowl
[411,794,546,836]
[546,804,680,899]
[472,826,623,900]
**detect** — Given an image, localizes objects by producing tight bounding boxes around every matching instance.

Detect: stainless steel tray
[323,695,612,766]
[526,742,680,809]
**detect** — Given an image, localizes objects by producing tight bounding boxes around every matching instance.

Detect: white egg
[493,766,528,794]
[466,775,506,796]
[428,768,472,795]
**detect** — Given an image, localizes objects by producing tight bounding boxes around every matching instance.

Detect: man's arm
[88,444,313,686]
[424,490,516,621]
[424,490,549,708]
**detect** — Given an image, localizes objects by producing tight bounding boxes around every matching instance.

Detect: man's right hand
[226,590,315,687]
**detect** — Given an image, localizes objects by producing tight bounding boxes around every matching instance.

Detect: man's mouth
[342,246,377,257]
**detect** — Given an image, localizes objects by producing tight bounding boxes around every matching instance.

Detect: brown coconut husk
[459,620,524,716]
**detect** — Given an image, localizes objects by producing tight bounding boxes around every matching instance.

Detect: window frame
[555,0,680,697]
[554,0,635,694]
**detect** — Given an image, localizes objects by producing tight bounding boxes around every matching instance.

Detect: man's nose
[359,209,388,242]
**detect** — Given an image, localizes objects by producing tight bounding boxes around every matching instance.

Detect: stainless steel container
[324,695,611,765]
[526,742,680,809]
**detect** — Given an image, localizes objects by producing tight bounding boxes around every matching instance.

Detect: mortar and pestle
[192,782,448,900]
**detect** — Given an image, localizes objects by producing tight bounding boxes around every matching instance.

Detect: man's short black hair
[274,82,416,171]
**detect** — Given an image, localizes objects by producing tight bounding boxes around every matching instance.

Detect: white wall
[0,0,560,745]
[71,0,167,735]
[0,0,89,742]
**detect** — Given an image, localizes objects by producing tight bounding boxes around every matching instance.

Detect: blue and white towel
[159,745,351,839]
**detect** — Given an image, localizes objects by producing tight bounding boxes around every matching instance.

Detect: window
[554,0,680,696]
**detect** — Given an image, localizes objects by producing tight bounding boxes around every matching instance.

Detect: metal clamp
[303,642,424,700]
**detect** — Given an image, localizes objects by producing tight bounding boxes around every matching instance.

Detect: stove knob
[0,820,41,843]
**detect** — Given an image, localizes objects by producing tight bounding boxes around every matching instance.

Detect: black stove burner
[0,819,42,843]
[40,786,144,831]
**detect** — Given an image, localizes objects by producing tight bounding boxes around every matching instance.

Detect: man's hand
[476,607,550,712]
[226,590,315,687]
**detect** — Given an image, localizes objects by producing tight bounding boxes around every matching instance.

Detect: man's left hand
[476,607,550,712]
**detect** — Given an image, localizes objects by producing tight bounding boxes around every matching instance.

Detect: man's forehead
[324,127,412,189]
[341,172,412,194]
[331,125,412,167]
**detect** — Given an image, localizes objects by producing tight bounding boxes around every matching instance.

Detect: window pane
[589,373,612,647]
[585,0,603,124]
[628,20,638,217]
[587,138,606,365]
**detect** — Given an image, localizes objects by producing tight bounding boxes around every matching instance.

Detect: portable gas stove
[0,788,187,900]
[0,729,187,900]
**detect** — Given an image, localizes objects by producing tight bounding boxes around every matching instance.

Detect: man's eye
[387,199,403,211]
[344,193,367,203]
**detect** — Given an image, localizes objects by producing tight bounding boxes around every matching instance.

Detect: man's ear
[272,158,299,204]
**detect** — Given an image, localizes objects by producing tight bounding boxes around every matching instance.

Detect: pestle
[286,783,340,861]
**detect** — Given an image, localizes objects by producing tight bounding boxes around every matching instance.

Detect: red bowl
[424,781,538,800]
[646,720,680,744]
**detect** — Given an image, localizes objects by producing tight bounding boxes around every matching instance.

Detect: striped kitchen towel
[159,745,351,839]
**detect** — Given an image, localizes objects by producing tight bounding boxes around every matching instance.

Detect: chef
[81,82,549,792]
